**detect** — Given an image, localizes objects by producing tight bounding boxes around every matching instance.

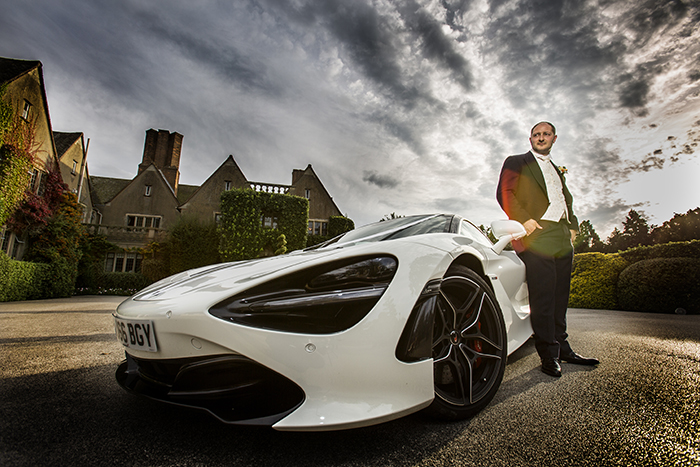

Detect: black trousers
[517,220,574,360]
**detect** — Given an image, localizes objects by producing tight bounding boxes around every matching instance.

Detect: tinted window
[315,215,451,249]
[385,215,452,240]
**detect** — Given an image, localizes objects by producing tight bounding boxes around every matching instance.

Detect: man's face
[529,123,557,155]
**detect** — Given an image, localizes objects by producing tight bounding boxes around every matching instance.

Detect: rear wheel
[424,265,507,420]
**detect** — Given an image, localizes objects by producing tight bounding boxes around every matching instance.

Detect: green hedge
[0,252,77,301]
[0,251,48,301]
[328,216,355,237]
[569,252,629,310]
[75,271,151,296]
[619,239,700,264]
[617,258,700,314]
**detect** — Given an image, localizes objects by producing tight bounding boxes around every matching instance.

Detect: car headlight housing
[209,256,398,334]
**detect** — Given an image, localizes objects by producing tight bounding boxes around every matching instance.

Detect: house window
[261,214,279,229]
[29,169,38,192]
[127,215,161,228]
[304,189,311,199]
[224,180,232,191]
[37,172,46,196]
[105,251,143,273]
[214,213,222,224]
[1,227,11,254]
[72,160,78,175]
[144,185,152,196]
[11,238,24,259]
[21,100,31,120]
[307,220,328,236]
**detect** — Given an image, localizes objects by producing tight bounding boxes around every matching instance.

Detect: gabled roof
[296,164,343,215]
[53,131,82,159]
[0,57,59,170]
[90,176,131,205]
[0,57,40,85]
[178,154,248,206]
[177,184,199,204]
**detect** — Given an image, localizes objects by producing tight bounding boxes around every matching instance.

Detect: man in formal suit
[497,121,599,377]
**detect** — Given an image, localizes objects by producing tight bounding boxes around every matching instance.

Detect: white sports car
[114,214,531,431]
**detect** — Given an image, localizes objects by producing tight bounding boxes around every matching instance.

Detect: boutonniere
[557,166,568,175]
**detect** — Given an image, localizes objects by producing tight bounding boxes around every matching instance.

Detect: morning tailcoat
[496,151,578,251]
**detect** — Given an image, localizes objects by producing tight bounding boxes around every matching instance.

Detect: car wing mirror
[490,220,527,254]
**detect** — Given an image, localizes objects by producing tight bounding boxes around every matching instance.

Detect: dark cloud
[366,111,426,155]
[618,76,650,112]
[363,170,400,189]
[629,155,665,172]
[626,0,689,45]
[135,6,280,96]
[301,0,432,109]
[398,0,474,91]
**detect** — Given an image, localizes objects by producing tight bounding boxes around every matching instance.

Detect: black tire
[424,265,507,420]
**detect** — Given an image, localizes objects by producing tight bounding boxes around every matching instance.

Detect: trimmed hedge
[0,251,48,301]
[617,257,700,314]
[569,252,629,310]
[75,271,151,296]
[0,252,76,301]
[328,216,355,238]
[619,239,700,264]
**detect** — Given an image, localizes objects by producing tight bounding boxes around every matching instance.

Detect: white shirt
[533,151,568,222]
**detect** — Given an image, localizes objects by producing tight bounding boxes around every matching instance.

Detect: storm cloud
[1,0,698,235]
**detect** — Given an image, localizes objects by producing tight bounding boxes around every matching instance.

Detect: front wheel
[424,265,507,420]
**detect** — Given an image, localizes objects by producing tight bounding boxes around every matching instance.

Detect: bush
[328,216,355,237]
[0,251,47,301]
[41,255,78,299]
[569,252,629,310]
[617,258,700,314]
[619,239,700,264]
[75,271,151,296]
[168,216,220,274]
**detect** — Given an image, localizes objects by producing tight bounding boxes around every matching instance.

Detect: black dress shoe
[541,358,562,377]
[560,351,599,365]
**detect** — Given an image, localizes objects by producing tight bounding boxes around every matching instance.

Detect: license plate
[114,316,158,352]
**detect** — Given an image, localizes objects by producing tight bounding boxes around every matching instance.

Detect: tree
[621,209,652,248]
[651,208,700,243]
[381,212,404,221]
[478,224,498,243]
[604,209,653,252]
[574,220,604,253]
[604,227,625,253]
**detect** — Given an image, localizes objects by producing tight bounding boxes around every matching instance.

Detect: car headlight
[209,256,398,334]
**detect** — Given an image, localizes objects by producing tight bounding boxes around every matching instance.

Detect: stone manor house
[1,56,343,272]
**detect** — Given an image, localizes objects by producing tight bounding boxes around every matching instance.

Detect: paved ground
[1,296,699,466]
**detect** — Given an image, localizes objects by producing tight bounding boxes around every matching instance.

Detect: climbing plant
[0,85,39,227]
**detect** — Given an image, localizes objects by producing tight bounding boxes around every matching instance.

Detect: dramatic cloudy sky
[2,0,699,235]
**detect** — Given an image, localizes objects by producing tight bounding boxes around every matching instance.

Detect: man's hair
[530,121,556,135]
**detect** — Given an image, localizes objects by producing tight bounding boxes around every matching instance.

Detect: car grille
[116,353,305,425]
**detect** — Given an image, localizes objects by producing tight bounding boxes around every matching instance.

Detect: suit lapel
[524,151,547,194]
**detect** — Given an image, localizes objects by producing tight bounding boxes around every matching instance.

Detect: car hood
[131,248,353,302]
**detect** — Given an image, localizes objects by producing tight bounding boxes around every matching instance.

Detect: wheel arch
[447,254,493,292]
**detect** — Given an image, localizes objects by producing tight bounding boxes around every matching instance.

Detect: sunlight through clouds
[1,0,697,236]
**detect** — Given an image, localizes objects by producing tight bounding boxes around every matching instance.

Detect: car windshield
[312,214,454,250]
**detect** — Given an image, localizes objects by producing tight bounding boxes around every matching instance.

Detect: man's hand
[570,229,577,244]
[523,219,543,236]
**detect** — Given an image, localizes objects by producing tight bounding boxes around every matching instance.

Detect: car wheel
[425,265,507,420]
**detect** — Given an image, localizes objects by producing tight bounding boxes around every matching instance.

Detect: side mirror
[490,220,527,254]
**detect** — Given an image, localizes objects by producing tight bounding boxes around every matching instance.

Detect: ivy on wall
[218,188,309,261]
[0,85,36,227]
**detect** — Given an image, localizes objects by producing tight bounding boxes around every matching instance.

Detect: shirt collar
[532,150,551,162]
